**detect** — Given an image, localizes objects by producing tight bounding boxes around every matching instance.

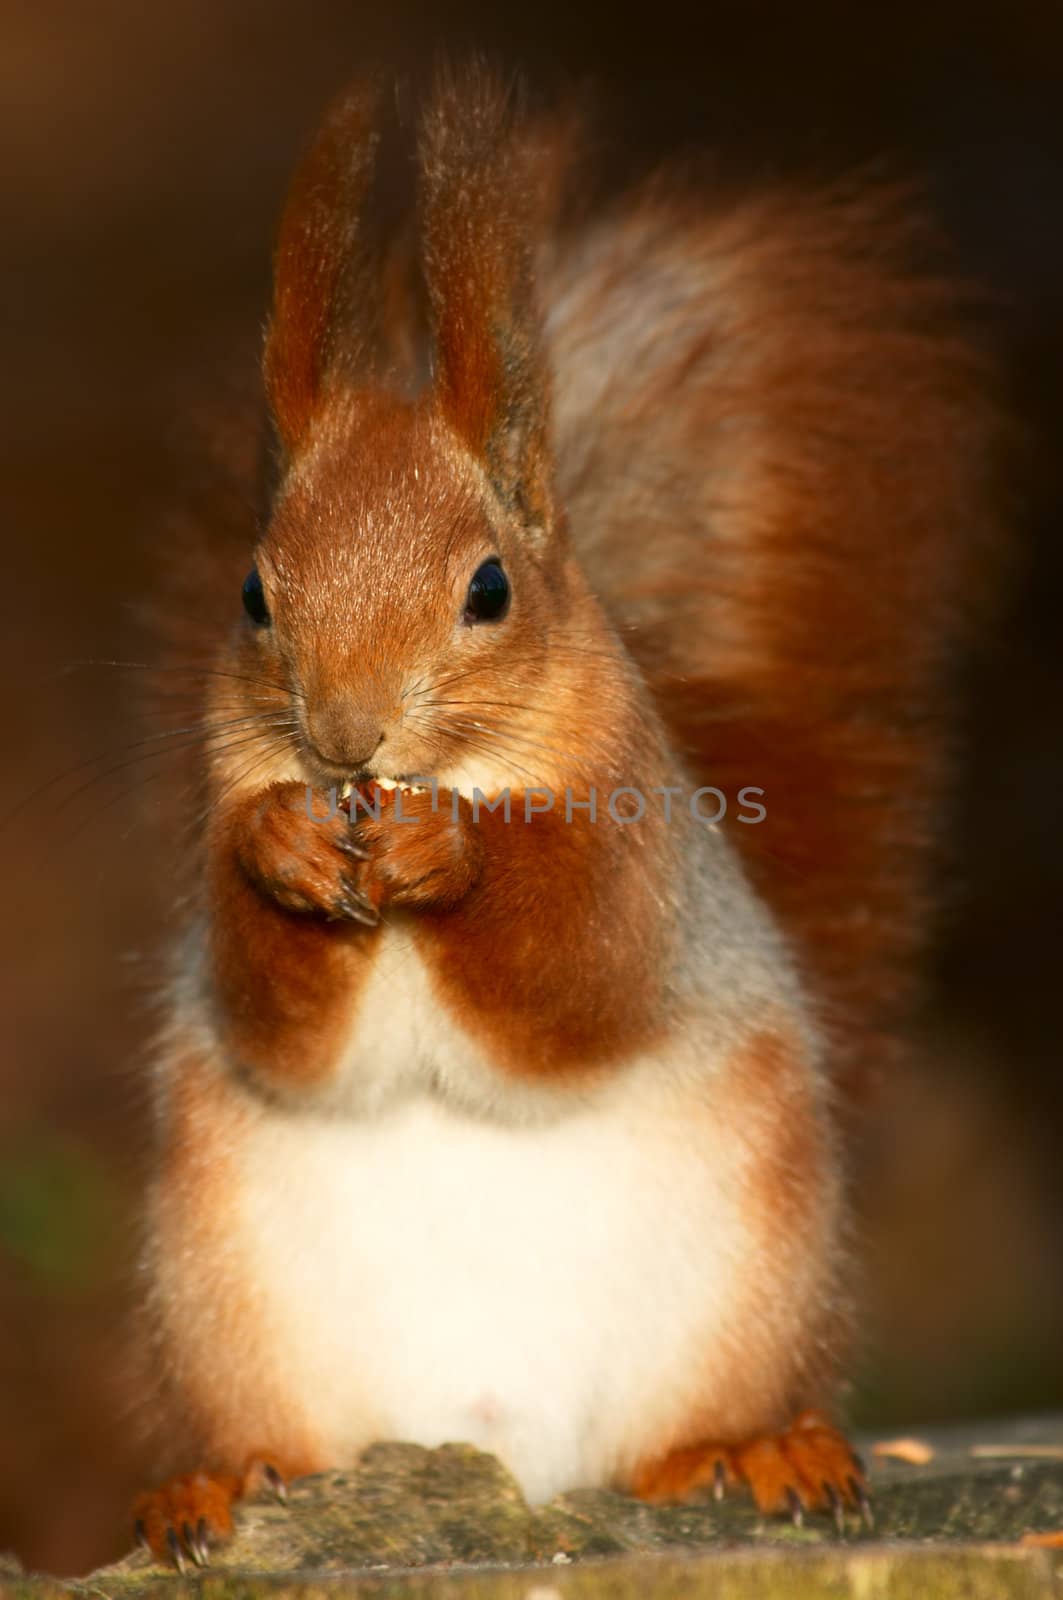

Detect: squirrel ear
[420,64,553,538]
[264,79,386,453]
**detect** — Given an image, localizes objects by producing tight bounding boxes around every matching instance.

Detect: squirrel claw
[328,886,380,926]
[195,1517,213,1567]
[824,1479,846,1534]
[165,1527,186,1574]
[850,1475,874,1529]
[334,836,371,861]
[181,1519,209,1568]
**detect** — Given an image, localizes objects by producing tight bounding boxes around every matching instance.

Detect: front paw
[347,784,483,910]
[232,781,380,924]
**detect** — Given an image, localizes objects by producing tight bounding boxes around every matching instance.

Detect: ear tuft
[264,78,385,453]
[419,62,555,534]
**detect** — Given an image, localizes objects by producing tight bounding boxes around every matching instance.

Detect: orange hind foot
[132,1456,292,1570]
[631,1409,871,1531]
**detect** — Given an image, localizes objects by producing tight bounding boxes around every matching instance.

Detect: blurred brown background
[1,0,1061,1576]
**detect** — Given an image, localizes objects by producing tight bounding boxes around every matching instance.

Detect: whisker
[439,717,591,769]
[432,697,551,713]
[8,719,298,834]
[402,705,577,774]
[140,686,291,708]
[401,672,431,704]
[171,733,302,848]
[425,638,625,698]
[62,727,295,847]
[419,723,543,787]
[194,738,299,831]
[0,711,298,831]
[55,657,304,702]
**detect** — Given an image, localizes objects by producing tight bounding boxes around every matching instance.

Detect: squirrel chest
[166,928,780,1503]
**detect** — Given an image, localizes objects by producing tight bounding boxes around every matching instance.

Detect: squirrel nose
[306,702,384,772]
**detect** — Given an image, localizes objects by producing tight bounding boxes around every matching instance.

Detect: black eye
[242,567,270,627]
[464,559,510,624]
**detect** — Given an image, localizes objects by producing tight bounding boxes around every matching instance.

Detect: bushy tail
[548,177,1009,1106]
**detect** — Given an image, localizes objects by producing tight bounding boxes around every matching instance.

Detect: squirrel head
[225,66,617,797]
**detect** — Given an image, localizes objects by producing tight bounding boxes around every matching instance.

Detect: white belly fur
[223,928,764,1503]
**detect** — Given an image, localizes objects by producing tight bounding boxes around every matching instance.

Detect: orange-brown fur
[134,60,1006,1562]
[548,184,1006,1108]
[632,1410,866,1519]
[206,785,380,1093]
[414,794,670,1077]
[265,80,387,450]
[617,1030,847,1476]
[626,1037,856,1516]
[135,1041,328,1557]
[143,1050,328,1480]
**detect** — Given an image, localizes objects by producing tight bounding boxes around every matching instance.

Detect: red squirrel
[132,63,1004,1566]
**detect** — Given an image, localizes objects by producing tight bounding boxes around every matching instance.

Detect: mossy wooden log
[4,1418,1063,1599]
